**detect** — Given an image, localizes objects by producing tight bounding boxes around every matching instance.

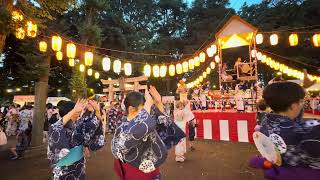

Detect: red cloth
[114,159,160,180]
[193,111,256,143]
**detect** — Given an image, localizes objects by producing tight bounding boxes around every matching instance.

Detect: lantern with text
[182,61,189,72]
[312,34,320,47]
[144,64,151,77]
[39,41,47,52]
[256,34,263,44]
[214,55,220,63]
[69,59,75,67]
[15,27,25,39]
[87,69,93,76]
[26,21,37,38]
[52,36,62,51]
[79,64,85,72]
[199,52,206,63]
[169,64,175,76]
[194,56,200,67]
[66,43,76,58]
[189,59,194,70]
[289,34,298,46]
[113,59,121,74]
[102,57,111,71]
[270,34,278,46]
[153,65,160,77]
[210,62,215,69]
[95,72,100,79]
[176,63,183,74]
[160,65,167,77]
[84,52,93,66]
[56,51,63,61]
[124,63,132,76]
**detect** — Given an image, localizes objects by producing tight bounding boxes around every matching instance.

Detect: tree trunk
[31,56,50,147]
[0,34,6,53]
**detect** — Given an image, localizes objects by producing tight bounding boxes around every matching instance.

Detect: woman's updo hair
[58,101,75,117]
[124,92,145,112]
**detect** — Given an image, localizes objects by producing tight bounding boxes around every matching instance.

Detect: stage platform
[192,110,257,143]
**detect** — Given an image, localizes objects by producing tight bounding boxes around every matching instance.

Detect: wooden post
[108,84,114,102]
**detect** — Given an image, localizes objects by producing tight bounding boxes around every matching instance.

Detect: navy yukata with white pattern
[260,113,320,169]
[48,111,105,180]
[111,105,185,177]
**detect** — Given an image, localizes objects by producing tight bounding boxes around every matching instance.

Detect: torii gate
[101,76,148,101]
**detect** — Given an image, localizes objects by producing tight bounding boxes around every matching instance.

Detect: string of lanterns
[255,33,320,47]
[184,61,216,89]
[255,50,320,82]
[11,9,320,82]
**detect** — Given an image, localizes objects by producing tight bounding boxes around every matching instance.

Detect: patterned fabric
[48,111,105,180]
[260,113,320,169]
[107,107,124,132]
[111,105,185,173]
[19,109,33,132]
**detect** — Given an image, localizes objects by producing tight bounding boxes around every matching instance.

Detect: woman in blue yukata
[112,86,186,180]
[47,99,105,180]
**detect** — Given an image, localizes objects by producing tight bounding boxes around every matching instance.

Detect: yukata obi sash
[57,145,84,167]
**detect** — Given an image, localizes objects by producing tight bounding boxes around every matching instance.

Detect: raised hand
[88,100,100,112]
[149,85,162,104]
[74,99,87,114]
[303,69,316,89]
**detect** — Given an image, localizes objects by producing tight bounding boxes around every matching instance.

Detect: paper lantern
[15,27,25,39]
[39,41,47,52]
[52,36,62,51]
[188,59,194,70]
[124,63,132,76]
[194,56,200,67]
[102,57,111,71]
[56,51,63,61]
[182,61,189,72]
[160,65,167,77]
[256,34,263,44]
[79,64,85,72]
[266,58,271,66]
[210,62,215,69]
[144,64,151,77]
[176,63,183,74]
[69,59,75,67]
[312,34,320,47]
[66,43,76,58]
[256,52,262,60]
[113,59,121,73]
[289,34,298,46]
[87,68,93,76]
[206,67,211,74]
[84,52,93,66]
[270,34,278,46]
[211,44,217,54]
[206,47,214,57]
[26,21,37,38]
[214,55,220,63]
[12,11,23,21]
[169,64,175,76]
[261,55,267,63]
[199,76,204,82]
[153,65,160,77]
[95,72,100,79]
[199,52,206,63]
[251,49,257,58]
[203,72,207,78]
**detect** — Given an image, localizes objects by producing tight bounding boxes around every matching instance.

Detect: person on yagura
[112,86,185,180]
[47,99,105,180]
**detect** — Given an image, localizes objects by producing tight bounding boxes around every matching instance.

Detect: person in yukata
[174,101,186,162]
[107,102,124,133]
[10,104,33,160]
[251,82,320,179]
[5,105,19,136]
[47,99,105,180]
[112,86,185,180]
